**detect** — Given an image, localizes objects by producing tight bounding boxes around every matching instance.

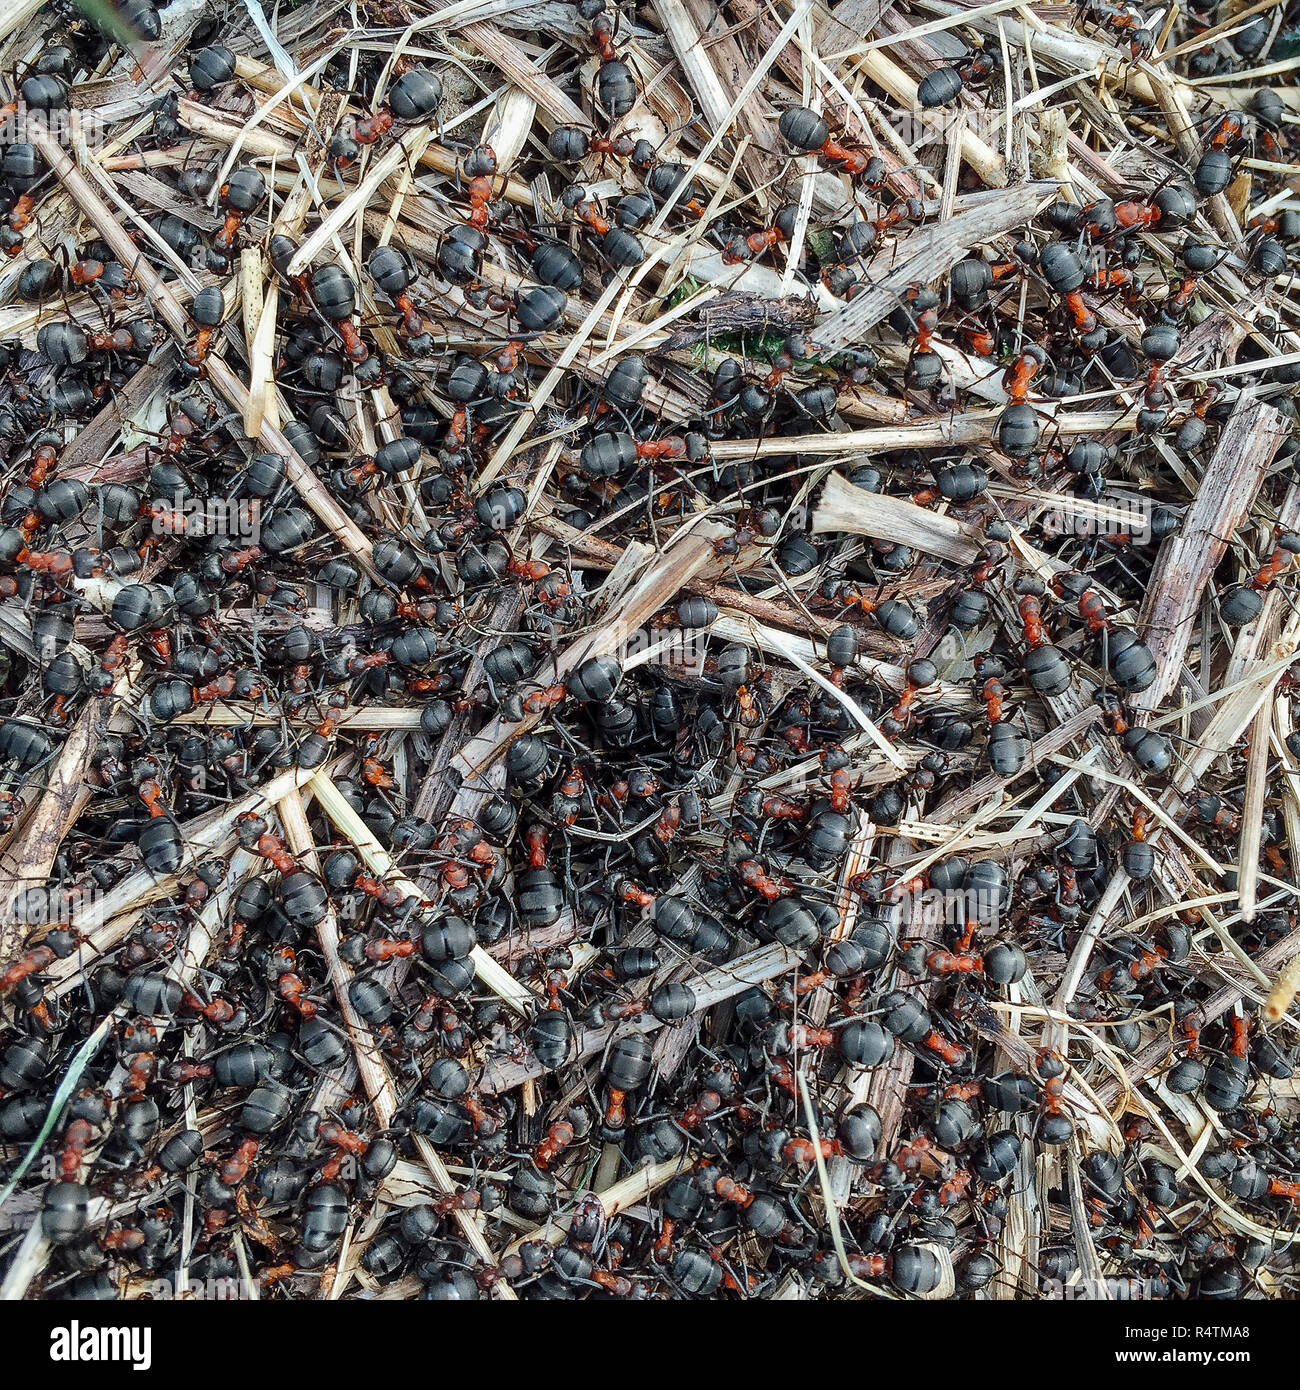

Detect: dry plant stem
[43,760,344,994]
[810,186,1043,353]
[450,518,745,797]
[410,588,525,829]
[57,354,176,475]
[1236,695,1273,923]
[276,794,396,1125]
[1132,395,1286,712]
[500,1158,692,1258]
[306,771,534,1013]
[25,129,374,568]
[158,703,436,730]
[0,0,50,46]
[178,95,535,205]
[0,674,132,960]
[813,470,982,563]
[275,794,513,1296]
[483,86,538,174]
[736,408,1132,465]
[368,1160,690,1300]
[1049,868,1128,1050]
[531,508,903,643]
[0,857,250,1301]
[659,0,776,177]
[852,46,1007,186]
[929,711,1107,822]
[1098,923,1300,1108]
[1065,1150,1110,1296]
[476,942,803,1093]
[245,178,314,435]
[708,613,922,688]
[858,831,946,1166]
[462,21,591,128]
[419,1138,512,1290]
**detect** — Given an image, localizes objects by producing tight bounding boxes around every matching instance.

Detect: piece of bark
[809,187,1046,354]
[1132,394,1286,712]
[476,941,801,1093]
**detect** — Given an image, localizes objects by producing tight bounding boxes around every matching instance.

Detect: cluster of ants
[0,0,1298,1305]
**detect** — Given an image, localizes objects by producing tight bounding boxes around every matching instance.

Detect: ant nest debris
[0,0,1299,1309]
